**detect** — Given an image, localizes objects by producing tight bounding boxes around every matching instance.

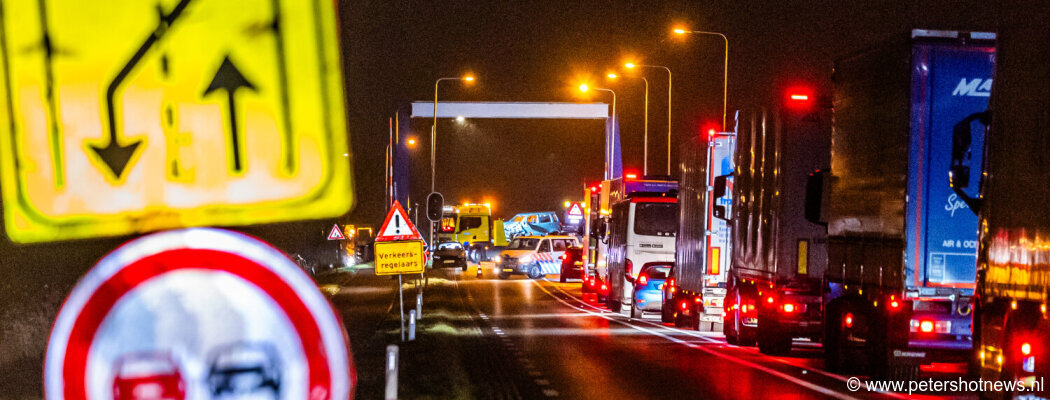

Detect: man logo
[952,78,992,97]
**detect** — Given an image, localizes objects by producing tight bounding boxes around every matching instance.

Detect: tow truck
[436,204,509,263]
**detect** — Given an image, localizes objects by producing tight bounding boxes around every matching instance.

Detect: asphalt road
[329,264,976,399]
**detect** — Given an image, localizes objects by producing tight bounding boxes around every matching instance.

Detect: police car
[496,235,579,279]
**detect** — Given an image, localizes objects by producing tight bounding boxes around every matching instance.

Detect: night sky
[0,3,1004,394]
[341,0,996,222]
[0,0,1001,336]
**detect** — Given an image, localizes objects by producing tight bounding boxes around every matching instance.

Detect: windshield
[507,238,540,250]
[644,266,672,279]
[634,202,678,236]
[458,216,483,232]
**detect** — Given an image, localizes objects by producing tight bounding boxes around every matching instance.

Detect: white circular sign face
[45,228,355,400]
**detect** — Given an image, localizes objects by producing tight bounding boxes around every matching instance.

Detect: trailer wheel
[673,311,689,328]
[823,306,844,371]
[661,303,674,323]
[757,316,792,355]
[725,322,739,345]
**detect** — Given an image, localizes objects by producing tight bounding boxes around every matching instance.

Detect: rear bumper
[777,318,824,335]
[634,289,664,311]
[905,337,973,363]
[561,264,584,278]
[432,256,466,268]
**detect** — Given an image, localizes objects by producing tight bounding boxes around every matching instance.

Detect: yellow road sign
[0,0,352,243]
[374,240,426,276]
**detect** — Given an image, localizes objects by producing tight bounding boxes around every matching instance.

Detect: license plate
[444,259,454,264]
[503,268,514,272]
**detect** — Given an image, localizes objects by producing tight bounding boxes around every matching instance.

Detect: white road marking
[535,379,550,386]
[531,280,867,400]
[542,389,559,397]
[540,280,914,399]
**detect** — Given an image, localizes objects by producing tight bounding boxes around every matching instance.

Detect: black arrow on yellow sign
[204,56,256,174]
[91,0,193,181]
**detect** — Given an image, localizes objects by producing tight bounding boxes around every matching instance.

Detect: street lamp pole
[594,87,617,180]
[432,75,475,193]
[624,75,649,176]
[629,64,672,175]
[675,29,729,131]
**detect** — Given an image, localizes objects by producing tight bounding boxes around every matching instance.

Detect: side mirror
[804,169,829,226]
[712,175,730,221]
[599,219,610,244]
[949,111,989,211]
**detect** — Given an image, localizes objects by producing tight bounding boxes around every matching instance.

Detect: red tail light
[600,283,608,293]
[920,320,934,333]
[626,258,634,276]
[1021,342,1032,356]
[668,278,675,288]
[638,274,648,285]
[844,312,854,328]
[766,296,775,304]
[782,304,797,313]
[890,300,900,309]
[680,301,689,310]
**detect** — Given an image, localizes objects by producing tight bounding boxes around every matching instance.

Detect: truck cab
[436,204,509,262]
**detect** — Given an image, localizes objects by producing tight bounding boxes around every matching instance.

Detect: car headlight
[494,256,502,263]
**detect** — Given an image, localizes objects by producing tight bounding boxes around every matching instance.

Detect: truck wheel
[527,265,543,279]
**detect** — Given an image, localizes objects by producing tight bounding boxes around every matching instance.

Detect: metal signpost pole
[398,274,405,342]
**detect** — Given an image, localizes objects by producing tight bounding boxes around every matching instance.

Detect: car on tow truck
[496,235,579,279]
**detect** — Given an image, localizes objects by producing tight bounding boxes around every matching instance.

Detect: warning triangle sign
[568,202,584,216]
[327,224,346,240]
[376,201,423,242]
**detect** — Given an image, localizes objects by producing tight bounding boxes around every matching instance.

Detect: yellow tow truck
[437,204,510,262]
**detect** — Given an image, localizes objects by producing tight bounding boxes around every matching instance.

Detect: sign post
[373,201,426,341]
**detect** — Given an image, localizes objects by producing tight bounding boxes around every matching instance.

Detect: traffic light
[426,192,443,221]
